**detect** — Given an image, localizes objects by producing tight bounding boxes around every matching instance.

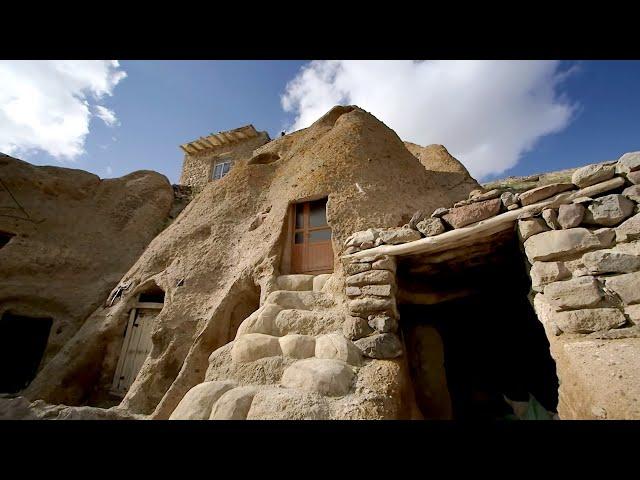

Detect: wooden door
[291,198,333,274]
[110,306,159,397]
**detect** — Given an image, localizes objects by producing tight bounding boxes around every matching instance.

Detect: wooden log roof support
[343,176,625,261]
[180,124,261,155]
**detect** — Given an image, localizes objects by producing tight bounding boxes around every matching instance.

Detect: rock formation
[1,104,638,421]
[0,154,174,405]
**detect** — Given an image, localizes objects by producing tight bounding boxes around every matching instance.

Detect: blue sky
[2,60,639,184]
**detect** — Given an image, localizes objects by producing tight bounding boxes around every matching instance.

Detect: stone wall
[342,151,640,419]
[178,133,270,189]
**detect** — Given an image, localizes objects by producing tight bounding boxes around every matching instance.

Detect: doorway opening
[398,230,559,420]
[286,197,333,275]
[109,284,164,398]
[0,312,53,393]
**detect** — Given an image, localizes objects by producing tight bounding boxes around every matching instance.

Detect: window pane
[294,232,304,244]
[309,229,331,242]
[295,205,304,229]
[222,162,230,175]
[309,198,327,227]
[213,164,222,179]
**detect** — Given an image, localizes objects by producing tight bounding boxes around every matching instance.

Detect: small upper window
[0,231,15,249]
[212,160,231,180]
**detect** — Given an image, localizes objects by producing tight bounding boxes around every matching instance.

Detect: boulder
[345,229,377,248]
[470,188,501,201]
[361,284,393,297]
[627,171,640,185]
[615,151,640,175]
[530,261,571,291]
[378,227,421,245]
[592,228,616,247]
[345,262,372,275]
[571,163,615,188]
[281,358,355,396]
[553,308,627,334]
[501,191,518,208]
[615,213,640,242]
[354,333,403,359]
[235,304,281,338]
[346,269,395,287]
[372,256,396,272]
[315,333,362,365]
[523,228,605,262]
[542,209,561,230]
[169,381,237,420]
[543,276,603,310]
[279,334,316,359]
[519,183,575,206]
[518,218,549,241]
[342,316,373,340]
[416,217,446,237]
[346,286,362,297]
[368,314,398,333]
[558,203,586,229]
[604,272,640,305]
[442,198,501,229]
[230,333,282,363]
[431,207,449,218]
[408,210,427,230]
[582,250,640,275]
[624,304,640,324]
[246,388,331,420]
[210,386,258,420]
[583,194,635,227]
[622,185,640,203]
[349,296,398,318]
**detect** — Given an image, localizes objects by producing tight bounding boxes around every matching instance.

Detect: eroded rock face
[0,155,174,405]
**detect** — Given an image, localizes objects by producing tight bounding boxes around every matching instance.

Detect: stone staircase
[170,273,366,420]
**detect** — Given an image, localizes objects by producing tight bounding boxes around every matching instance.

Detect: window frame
[212,159,232,180]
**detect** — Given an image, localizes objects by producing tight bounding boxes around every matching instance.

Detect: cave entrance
[0,312,53,393]
[397,229,559,420]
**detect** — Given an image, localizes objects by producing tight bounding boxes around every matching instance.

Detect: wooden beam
[343,176,625,261]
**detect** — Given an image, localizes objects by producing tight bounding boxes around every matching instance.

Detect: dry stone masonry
[342,151,640,382]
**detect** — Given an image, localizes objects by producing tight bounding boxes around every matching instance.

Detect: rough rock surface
[615,151,640,174]
[571,163,615,188]
[524,228,606,262]
[169,380,236,420]
[543,276,603,310]
[0,155,174,405]
[519,183,574,206]
[281,358,355,396]
[354,333,403,359]
[442,198,501,229]
[584,194,635,227]
[558,203,585,229]
[552,307,627,334]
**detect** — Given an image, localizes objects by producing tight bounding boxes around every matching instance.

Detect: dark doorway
[398,232,559,420]
[0,312,53,393]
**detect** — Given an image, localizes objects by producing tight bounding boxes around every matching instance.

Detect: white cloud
[281,60,577,179]
[95,105,119,127]
[0,60,126,161]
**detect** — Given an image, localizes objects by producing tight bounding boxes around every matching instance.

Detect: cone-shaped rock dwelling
[2,105,638,420]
